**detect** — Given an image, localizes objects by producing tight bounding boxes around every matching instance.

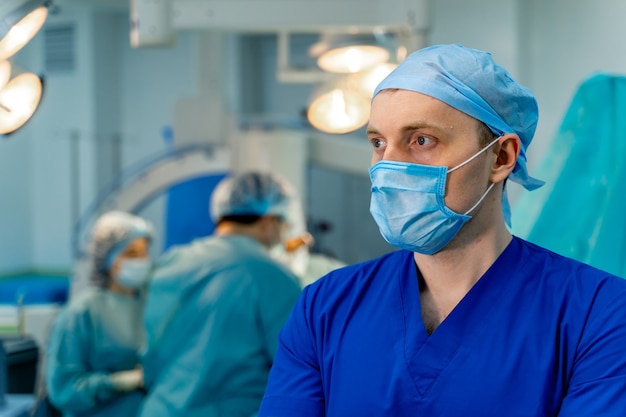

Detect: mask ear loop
[463,182,496,216]
[445,135,501,216]
[448,136,502,173]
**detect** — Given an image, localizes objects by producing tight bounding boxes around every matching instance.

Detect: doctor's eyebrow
[366,126,380,135]
[367,121,447,136]
[401,121,449,133]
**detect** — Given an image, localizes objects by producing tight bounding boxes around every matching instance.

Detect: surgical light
[309,33,391,74]
[0,0,50,61]
[346,62,397,98]
[306,62,397,134]
[0,61,11,90]
[307,79,371,134]
[0,72,44,135]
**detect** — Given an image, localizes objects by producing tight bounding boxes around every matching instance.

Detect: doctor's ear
[491,134,520,183]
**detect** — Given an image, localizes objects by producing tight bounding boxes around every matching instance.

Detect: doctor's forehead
[369,90,476,135]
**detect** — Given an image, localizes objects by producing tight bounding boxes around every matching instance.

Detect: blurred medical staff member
[139,171,301,417]
[46,211,153,417]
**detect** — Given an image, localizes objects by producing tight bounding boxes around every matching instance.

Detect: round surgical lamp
[0,72,44,135]
[307,77,371,134]
[0,61,11,90]
[309,33,391,74]
[0,0,50,61]
[346,62,397,99]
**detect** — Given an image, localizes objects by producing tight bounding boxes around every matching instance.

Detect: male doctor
[259,44,626,416]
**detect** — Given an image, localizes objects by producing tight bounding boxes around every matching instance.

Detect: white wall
[25,5,98,273]
[0,135,32,273]
[429,0,520,73]
[119,26,204,255]
[93,12,124,191]
[120,28,199,165]
[523,0,626,166]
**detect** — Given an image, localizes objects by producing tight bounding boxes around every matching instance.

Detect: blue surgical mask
[117,258,152,289]
[369,137,499,255]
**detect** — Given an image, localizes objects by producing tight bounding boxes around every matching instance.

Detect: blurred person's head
[89,211,153,293]
[210,171,295,249]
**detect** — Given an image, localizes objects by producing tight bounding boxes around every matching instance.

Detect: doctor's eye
[413,135,435,147]
[370,138,385,149]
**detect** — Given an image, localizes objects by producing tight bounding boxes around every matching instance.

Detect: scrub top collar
[399,237,520,397]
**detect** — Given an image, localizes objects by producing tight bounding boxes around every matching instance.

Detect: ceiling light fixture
[306,62,397,134]
[0,60,11,90]
[0,0,50,61]
[309,32,393,74]
[346,62,397,98]
[307,77,371,134]
[0,71,44,135]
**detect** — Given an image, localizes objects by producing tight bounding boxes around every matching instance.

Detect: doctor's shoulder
[518,238,626,328]
[302,250,406,305]
[150,236,220,279]
[519,238,626,287]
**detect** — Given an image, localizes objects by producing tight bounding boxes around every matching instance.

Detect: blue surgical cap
[373,44,544,223]
[210,172,293,223]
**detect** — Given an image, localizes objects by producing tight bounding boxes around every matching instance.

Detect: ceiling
[53,0,129,11]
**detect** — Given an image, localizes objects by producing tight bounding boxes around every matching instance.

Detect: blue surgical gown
[259,237,626,416]
[46,288,145,417]
[140,234,301,417]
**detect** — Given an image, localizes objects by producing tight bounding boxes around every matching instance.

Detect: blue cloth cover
[512,73,626,278]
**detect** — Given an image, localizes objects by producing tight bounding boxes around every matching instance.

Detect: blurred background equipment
[0,334,39,417]
[0,0,49,136]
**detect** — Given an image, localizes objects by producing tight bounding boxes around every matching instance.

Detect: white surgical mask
[117,258,152,289]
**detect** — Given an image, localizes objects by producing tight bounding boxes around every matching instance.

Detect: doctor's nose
[381,145,413,164]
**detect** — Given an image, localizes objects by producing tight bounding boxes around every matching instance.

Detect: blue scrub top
[259,237,626,416]
[140,234,301,417]
[46,288,145,417]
